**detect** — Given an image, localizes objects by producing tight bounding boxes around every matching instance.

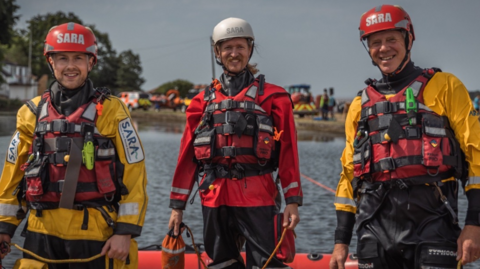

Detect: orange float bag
[161,223,186,269]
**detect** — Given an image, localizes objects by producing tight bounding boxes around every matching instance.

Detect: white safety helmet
[212,17,255,46]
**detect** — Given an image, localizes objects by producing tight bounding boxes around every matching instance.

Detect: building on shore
[0,60,46,101]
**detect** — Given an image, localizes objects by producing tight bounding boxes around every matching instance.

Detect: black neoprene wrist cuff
[466,189,480,226]
[169,199,187,210]
[334,210,356,245]
[335,229,353,245]
[465,210,480,226]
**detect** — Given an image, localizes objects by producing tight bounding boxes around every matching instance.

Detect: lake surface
[0,115,478,268]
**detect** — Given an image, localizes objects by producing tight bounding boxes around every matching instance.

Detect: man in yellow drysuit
[0,22,148,268]
[330,4,480,269]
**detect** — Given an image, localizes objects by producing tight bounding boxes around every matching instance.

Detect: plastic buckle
[375,101,393,114]
[379,157,395,173]
[221,146,236,158]
[405,126,421,139]
[81,123,95,136]
[230,168,244,180]
[243,101,256,111]
[53,152,66,166]
[222,124,234,135]
[60,120,70,133]
[51,120,63,134]
[222,99,234,111]
[55,137,71,152]
[57,180,65,192]
[224,111,232,123]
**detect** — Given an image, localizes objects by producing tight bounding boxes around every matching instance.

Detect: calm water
[0,115,478,268]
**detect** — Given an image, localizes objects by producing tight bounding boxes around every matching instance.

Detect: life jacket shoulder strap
[93,87,111,103]
[257,74,265,96]
[357,88,367,97]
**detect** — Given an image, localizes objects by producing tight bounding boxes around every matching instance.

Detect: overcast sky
[15,0,480,99]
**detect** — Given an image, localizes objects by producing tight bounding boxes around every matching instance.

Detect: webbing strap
[58,138,83,209]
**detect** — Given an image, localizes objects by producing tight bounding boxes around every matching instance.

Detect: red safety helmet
[44,22,98,65]
[359,5,415,41]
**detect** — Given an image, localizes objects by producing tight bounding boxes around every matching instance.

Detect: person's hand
[168,209,184,236]
[283,203,300,230]
[457,225,480,265]
[0,234,11,259]
[100,234,131,262]
[329,243,349,269]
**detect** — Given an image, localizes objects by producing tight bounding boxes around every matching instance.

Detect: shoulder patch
[118,118,144,164]
[7,131,21,164]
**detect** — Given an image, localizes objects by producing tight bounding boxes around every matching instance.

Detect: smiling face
[48,52,94,89]
[215,37,252,74]
[367,30,412,74]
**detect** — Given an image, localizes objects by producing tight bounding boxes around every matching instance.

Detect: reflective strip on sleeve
[282,182,299,194]
[334,196,357,207]
[171,187,190,195]
[118,202,139,217]
[466,176,480,186]
[0,203,23,217]
[161,246,186,254]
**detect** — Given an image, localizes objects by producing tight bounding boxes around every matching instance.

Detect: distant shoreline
[130,110,346,134]
[0,110,346,135]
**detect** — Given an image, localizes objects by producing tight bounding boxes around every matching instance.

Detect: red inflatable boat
[138,248,359,269]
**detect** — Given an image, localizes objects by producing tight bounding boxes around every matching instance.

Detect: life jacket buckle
[243,101,256,111]
[378,157,395,173]
[374,101,395,115]
[222,124,234,135]
[222,99,235,111]
[230,164,245,180]
[221,146,236,158]
[57,180,65,193]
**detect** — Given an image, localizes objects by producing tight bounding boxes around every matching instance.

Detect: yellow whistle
[384,133,391,141]
[209,185,215,191]
[82,141,95,170]
[64,155,70,163]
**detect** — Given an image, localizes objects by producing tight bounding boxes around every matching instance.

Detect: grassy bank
[130,109,345,134]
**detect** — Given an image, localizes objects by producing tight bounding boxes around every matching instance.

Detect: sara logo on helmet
[365,13,392,26]
[227,27,244,35]
[56,33,85,45]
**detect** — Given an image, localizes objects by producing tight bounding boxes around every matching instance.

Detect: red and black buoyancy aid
[352,68,467,186]
[193,75,280,191]
[19,88,127,213]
